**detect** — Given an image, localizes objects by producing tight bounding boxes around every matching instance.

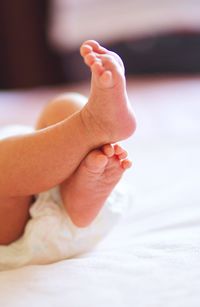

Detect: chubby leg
[36,93,87,129]
[0,195,33,245]
[0,93,86,245]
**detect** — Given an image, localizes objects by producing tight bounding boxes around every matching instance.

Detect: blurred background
[0,0,200,89]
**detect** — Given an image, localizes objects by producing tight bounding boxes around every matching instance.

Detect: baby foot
[80,40,136,144]
[60,144,132,227]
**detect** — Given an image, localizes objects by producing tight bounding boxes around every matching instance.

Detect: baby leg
[35,93,87,129]
[0,93,86,246]
[0,195,33,245]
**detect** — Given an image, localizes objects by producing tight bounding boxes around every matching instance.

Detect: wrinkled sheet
[0,78,200,307]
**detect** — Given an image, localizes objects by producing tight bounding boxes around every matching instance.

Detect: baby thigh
[0,195,33,245]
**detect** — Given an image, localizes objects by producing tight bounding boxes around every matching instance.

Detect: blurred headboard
[49,0,200,51]
[48,0,200,81]
[0,0,64,89]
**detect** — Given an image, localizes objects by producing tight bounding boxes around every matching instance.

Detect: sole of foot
[60,143,132,227]
[80,40,137,144]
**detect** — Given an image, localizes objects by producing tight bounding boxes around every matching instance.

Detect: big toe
[83,150,108,173]
[80,43,93,57]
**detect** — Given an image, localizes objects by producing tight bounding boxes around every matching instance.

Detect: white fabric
[0,125,132,271]
[49,0,200,51]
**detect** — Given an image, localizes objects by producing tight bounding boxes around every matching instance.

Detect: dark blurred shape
[61,31,200,82]
[0,0,65,89]
[115,31,200,75]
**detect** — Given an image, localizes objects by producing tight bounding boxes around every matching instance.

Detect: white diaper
[0,125,132,271]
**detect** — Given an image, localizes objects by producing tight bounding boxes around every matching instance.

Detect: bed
[0,76,200,306]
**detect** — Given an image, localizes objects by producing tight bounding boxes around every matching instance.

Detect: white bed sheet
[0,78,200,307]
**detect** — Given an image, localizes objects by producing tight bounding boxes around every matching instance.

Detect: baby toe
[101,54,124,75]
[118,151,128,160]
[121,159,132,170]
[80,44,93,57]
[84,52,97,66]
[83,40,100,50]
[91,61,104,76]
[114,144,124,155]
[101,144,114,157]
[84,150,108,173]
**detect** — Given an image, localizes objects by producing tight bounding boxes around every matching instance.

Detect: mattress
[0,77,200,307]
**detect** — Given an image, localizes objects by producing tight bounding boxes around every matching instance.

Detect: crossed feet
[61,40,136,227]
